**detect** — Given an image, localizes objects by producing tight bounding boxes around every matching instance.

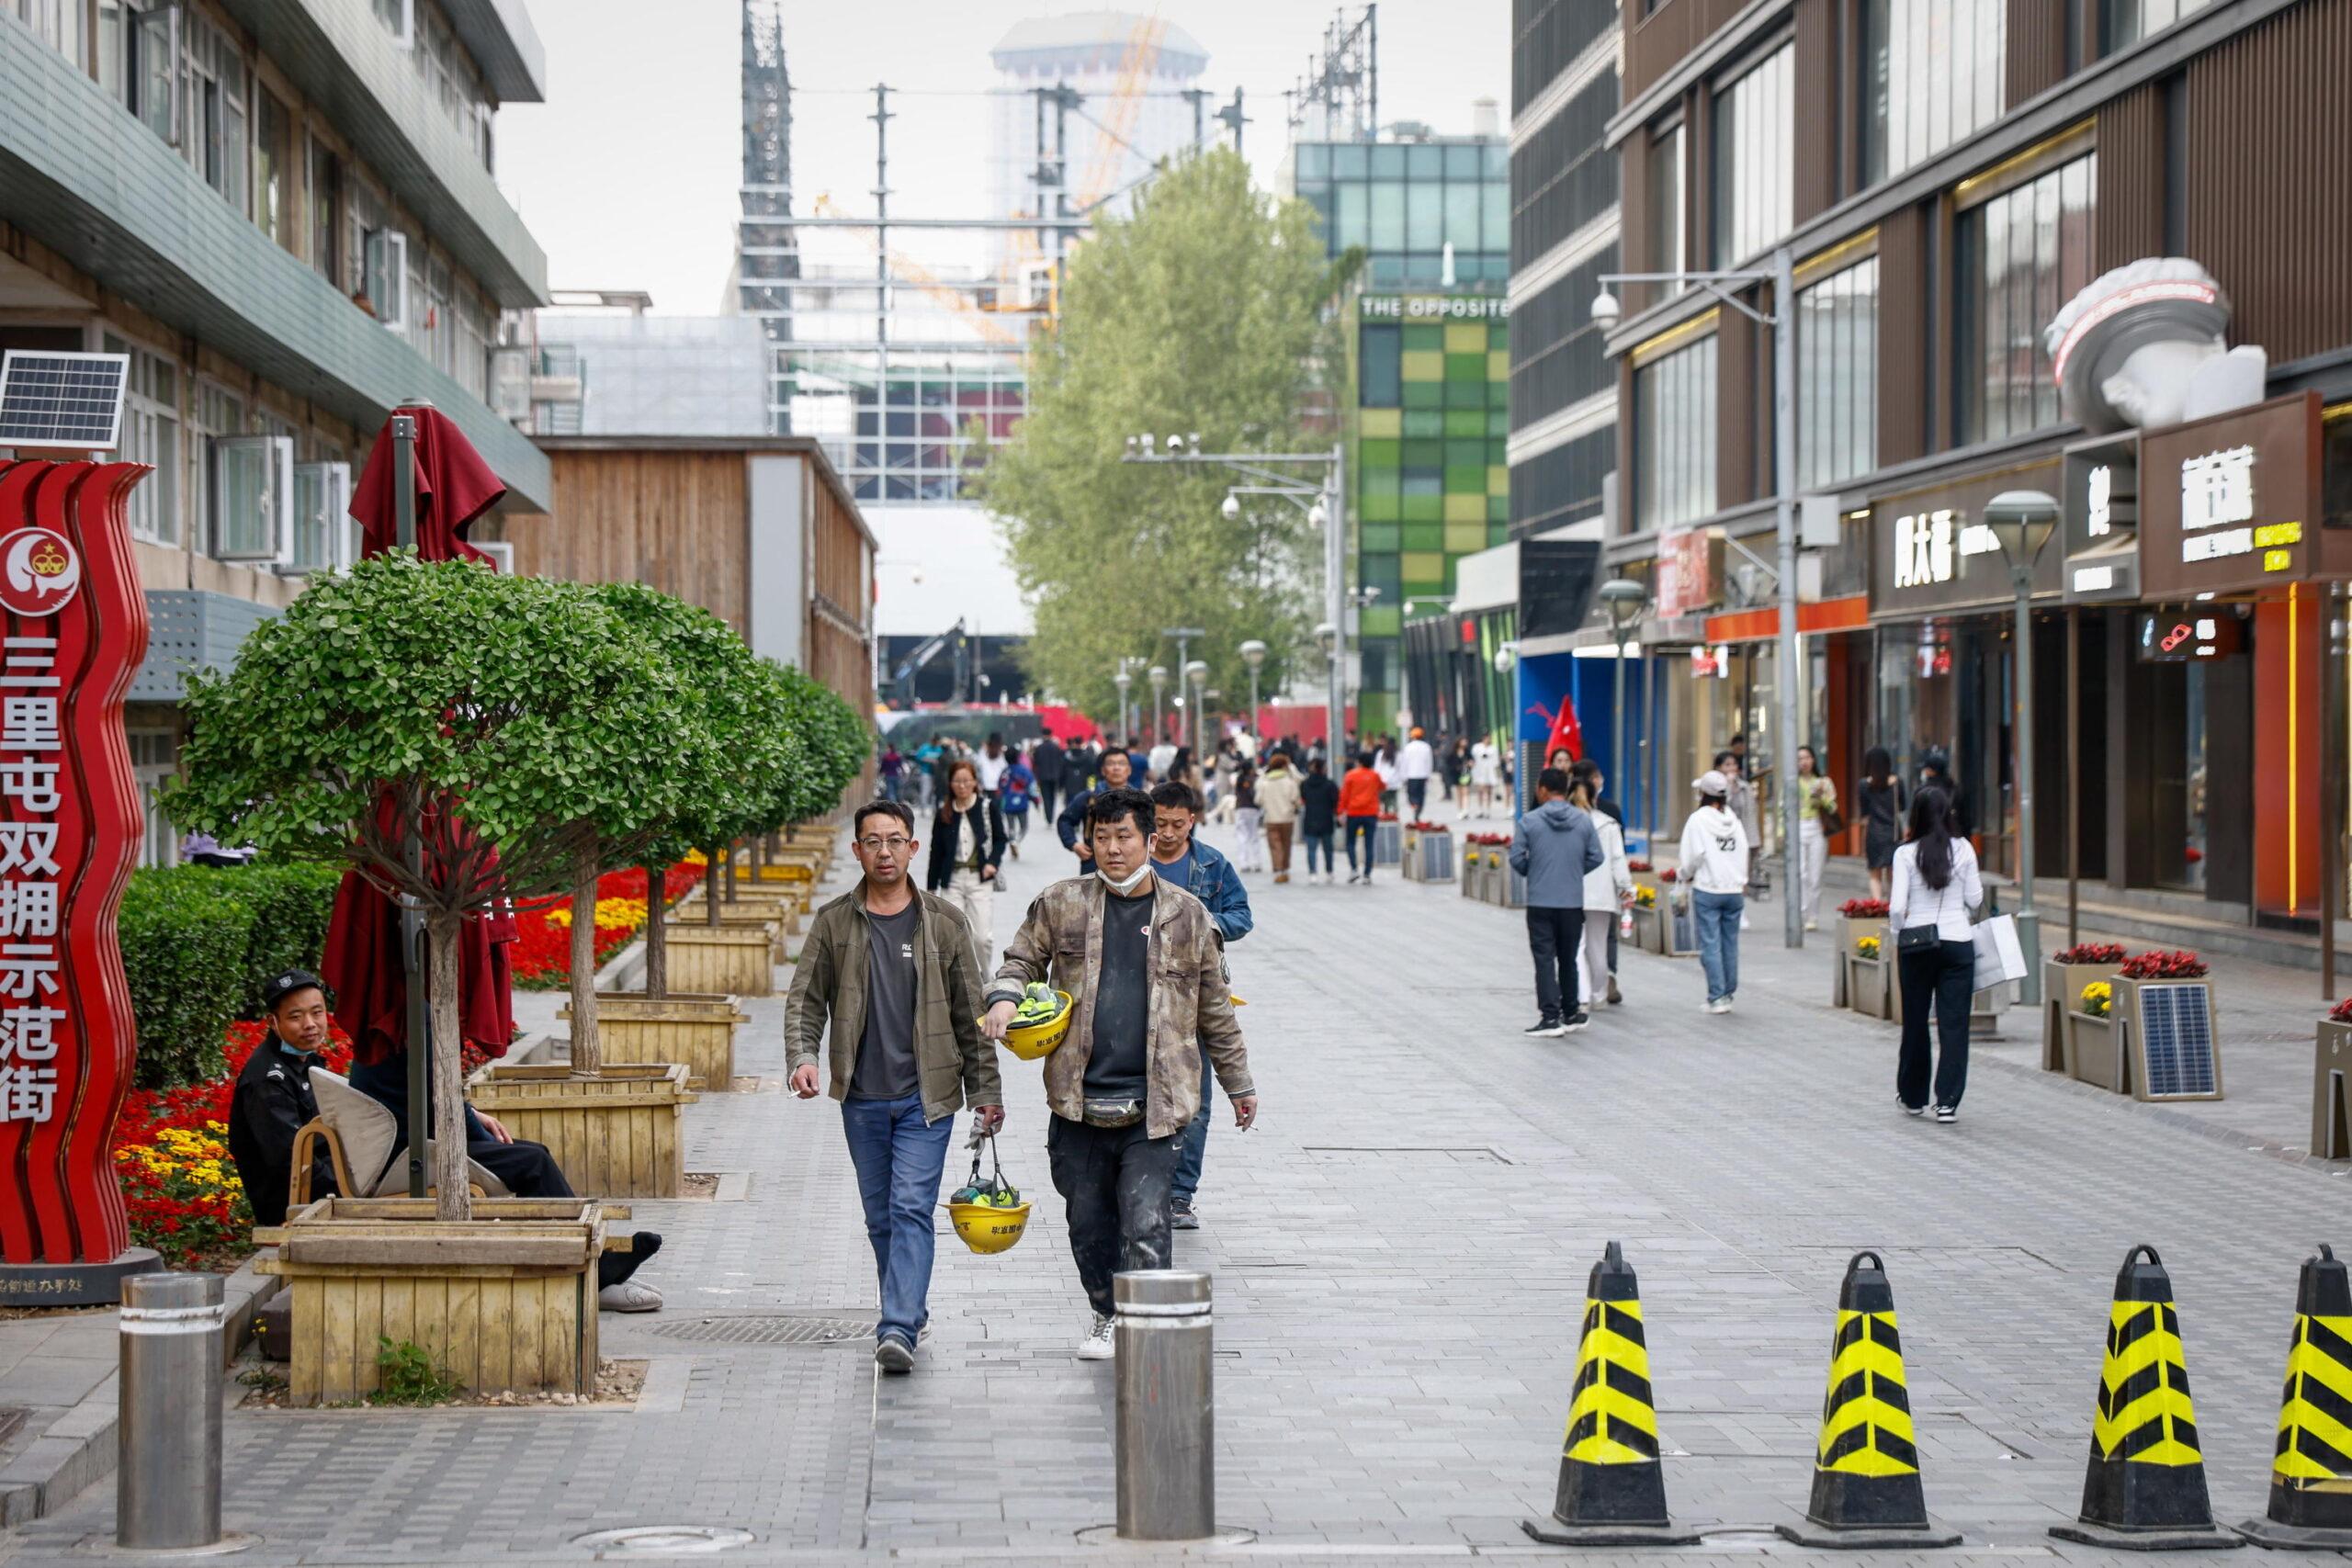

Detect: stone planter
[1373,820,1403,866]
[2064,1008,2127,1094]
[2313,1021,2352,1158]
[662,921,775,996]
[2042,961,2123,1073]
[571,992,748,1089]
[2108,976,2223,1100]
[1630,901,1665,953]
[1402,829,1454,883]
[466,1062,695,1198]
[1457,850,1482,898]
[1844,953,1895,1021]
[253,1196,611,1404]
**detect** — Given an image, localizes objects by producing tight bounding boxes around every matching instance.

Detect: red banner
[0,461,148,1274]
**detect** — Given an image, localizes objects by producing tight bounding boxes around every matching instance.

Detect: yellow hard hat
[993,989,1073,1061]
[948,1198,1032,1254]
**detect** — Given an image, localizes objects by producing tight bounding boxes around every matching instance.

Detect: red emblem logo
[0,530,80,617]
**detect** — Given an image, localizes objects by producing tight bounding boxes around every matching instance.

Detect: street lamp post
[1184,658,1209,759]
[1599,579,1648,830]
[1238,639,1267,742]
[1114,663,1135,744]
[1987,491,2060,1007]
[1148,664,1168,745]
[1593,248,1804,948]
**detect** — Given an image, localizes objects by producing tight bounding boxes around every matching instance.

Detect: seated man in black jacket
[226,969,343,1227]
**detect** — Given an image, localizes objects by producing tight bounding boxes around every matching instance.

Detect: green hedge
[116,863,345,1089]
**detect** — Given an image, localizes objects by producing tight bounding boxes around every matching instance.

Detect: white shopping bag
[1972,913,2027,991]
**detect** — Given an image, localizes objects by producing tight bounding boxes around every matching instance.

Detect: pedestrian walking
[1510,767,1604,1036]
[1033,732,1065,825]
[1372,738,1402,816]
[984,787,1259,1359]
[1340,752,1383,884]
[1001,748,1036,861]
[1148,736,1178,784]
[926,759,1005,976]
[1231,763,1265,872]
[1469,736,1501,817]
[1300,756,1340,884]
[1141,782,1252,1233]
[1795,744,1839,931]
[1678,770,1751,1013]
[1257,752,1301,884]
[912,735,944,812]
[1400,728,1436,819]
[1569,760,1627,1004]
[1566,773,1633,1013]
[879,741,906,804]
[1859,745,1905,901]
[1888,785,1982,1123]
[976,733,1011,800]
[1056,746,1136,862]
[1443,736,1469,806]
[788,800,1003,1374]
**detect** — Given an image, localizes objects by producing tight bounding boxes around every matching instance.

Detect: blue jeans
[840,1093,956,1348]
[1344,816,1378,874]
[1172,1044,1213,1207]
[1692,889,1743,1003]
[1305,829,1336,874]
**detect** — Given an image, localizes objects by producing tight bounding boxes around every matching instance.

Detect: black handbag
[1895,864,1951,953]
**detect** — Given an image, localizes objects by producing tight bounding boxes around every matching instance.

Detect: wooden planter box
[254,1197,611,1404]
[2314,1021,2352,1158]
[570,992,748,1089]
[662,921,775,996]
[2042,961,2123,1073]
[467,1062,695,1198]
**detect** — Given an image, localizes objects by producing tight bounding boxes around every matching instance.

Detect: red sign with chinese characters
[0,462,149,1277]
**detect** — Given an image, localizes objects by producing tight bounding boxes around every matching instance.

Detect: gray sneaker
[1170,1201,1201,1231]
[874,1336,915,1374]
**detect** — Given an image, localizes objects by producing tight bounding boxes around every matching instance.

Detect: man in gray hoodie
[1509,766,1605,1036]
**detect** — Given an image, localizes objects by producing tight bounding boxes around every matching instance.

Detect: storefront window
[1956,152,2095,446]
[1797,257,1878,490]
[1711,43,1793,267]
[1858,0,2006,188]
[1648,122,1683,285]
[1634,335,1718,531]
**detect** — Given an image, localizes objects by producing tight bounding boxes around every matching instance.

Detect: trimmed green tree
[166,555,693,1219]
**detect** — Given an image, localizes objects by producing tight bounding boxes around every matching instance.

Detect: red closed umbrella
[320,407,515,1066]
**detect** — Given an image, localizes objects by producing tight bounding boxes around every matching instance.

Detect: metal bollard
[1114,1269,1215,1541]
[117,1271,224,1550]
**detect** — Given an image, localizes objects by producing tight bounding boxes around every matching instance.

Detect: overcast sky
[496,0,1511,314]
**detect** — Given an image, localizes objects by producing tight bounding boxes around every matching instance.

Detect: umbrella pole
[392,412,430,1201]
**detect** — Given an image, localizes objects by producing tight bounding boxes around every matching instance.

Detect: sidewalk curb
[0,1255,277,1528]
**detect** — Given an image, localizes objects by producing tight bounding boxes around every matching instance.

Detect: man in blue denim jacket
[1146,780,1251,1230]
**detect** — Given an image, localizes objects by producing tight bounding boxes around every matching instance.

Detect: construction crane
[890,620,968,707]
[1073,11,1168,213]
[808,193,1026,348]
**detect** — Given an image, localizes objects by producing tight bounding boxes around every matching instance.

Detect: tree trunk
[706,845,722,926]
[426,913,469,1222]
[641,859,667,1000]
[570,842,601,1077]
[725,840,739,904]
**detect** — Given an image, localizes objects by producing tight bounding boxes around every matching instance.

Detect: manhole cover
[572,1526,754,1554]
[650,1314,871,1347]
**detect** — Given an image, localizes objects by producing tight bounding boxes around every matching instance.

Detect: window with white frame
[372,0,413,48]
[186,13,248,215]
[361,226,409,330]
[308,139,340,285]
[1648,121,1684,286]
[129,729,178,869]
[2103,0,2214,52]
[1711,43,1792,267]
[426,254,453,376]
[1796,256,1878,490]
[1634,334,1719,532]
[1859,0,2006,188]
[106,334,180,546]
[455,288,492,400]
[15,0,88,69]
[288,460,350,575]
[1957,152,2096,445]
[98,0,179,145]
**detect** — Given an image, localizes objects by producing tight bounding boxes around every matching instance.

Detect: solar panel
[2135,982,2219,1100]
[0,351,129,451]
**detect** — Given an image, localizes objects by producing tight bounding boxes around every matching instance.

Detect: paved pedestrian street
[6,829,2346,1568]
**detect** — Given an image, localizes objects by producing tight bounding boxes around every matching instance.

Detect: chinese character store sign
[0,462,149,1276]
[2177,445,2262,562]
[2138,392,2324,600]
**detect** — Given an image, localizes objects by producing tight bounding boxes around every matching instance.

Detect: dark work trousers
[1896,938,1975,1111]
[350,1054,655,1289]
[1046,1116,1179,1319]
[1344,815,1378,875]
[1526,905,1585,1023]
[1038,779,1060,824]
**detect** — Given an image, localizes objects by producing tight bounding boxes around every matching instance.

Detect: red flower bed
[1626,859,1653,874]
[1465,831,1511,846]
[2119,949,2208,980]
[2331,997,2352,1024]
[1408,820,1449,832]
[2055,942,2128,965]
[1838,897,1888,919]
[509,862,705,989]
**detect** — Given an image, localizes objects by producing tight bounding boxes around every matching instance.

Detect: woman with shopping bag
[1887,785,1982,1123]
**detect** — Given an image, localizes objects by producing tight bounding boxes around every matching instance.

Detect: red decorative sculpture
[0,460,153,1303]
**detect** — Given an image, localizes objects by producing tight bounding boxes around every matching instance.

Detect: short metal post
[117,1272,224,1550]
[1114,1269,1214,1541]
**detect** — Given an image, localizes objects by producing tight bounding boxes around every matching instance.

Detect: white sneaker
[1076,1312,1115,1360]
[1705,998,1732,1015]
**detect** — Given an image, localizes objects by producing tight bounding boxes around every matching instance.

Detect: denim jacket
[1160,837,1252,945]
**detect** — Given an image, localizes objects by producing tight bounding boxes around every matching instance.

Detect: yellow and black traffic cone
[2236,1243,2352,1549]
[1522,1242,1701,1546]
[1775,1250,1961,1548]
[2051,1243,2239,1550]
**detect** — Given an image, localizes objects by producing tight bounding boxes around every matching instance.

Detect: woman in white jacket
[1886,784,1982,1122]
[1676,770,1751,1013]
[1567,775,1633,1010]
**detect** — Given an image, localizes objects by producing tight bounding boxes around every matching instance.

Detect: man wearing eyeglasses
[786,798,1004,1376]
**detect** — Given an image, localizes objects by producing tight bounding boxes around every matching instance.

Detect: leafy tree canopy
[978,148,1350,726]
[767,666,871,829]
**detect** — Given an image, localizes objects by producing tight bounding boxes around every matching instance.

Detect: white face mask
[1096,862,1152,896]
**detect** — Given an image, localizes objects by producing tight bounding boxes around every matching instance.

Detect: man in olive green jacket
[786,799,1003,1375]
[984,785,1258,1359]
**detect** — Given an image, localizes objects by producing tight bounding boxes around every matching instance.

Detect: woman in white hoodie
[1567,775,1633,1010]
[1676,770,1751,1013]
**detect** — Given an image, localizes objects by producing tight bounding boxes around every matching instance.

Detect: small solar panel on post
[0,351,130,451]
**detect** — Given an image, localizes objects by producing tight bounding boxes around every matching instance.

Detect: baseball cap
[261,969,328,1012]
[1692,770,1731,796]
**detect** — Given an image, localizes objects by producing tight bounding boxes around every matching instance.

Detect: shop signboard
[2061,437,2143,604]
[0,461,152,1304]
[1654,528,1716,618]
[1867,459,2065,618]
[2138,391,2330,599]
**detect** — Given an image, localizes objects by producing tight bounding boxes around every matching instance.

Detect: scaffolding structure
[1286,4,1378,144]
